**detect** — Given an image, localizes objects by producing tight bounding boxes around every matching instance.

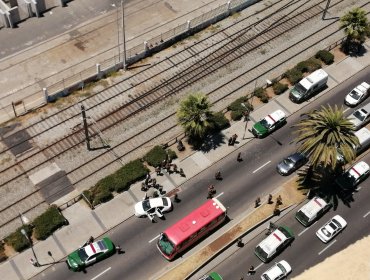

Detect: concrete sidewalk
[1,38,370,280]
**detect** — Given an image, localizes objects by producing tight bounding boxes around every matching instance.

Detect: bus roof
[163,198,226,246]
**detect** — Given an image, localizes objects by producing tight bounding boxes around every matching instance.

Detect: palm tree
[177,93,213,140]
[340,7,369,51]
[293,104,358,169]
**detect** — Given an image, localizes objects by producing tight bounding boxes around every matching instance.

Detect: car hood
[348,115,363,128]
[253,122,268,135]
[67,251,83,268]
[134,202,145,216]
[345,94,358,105]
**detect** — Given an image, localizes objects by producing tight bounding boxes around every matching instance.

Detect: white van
[289,69,328,103]
[337,127,370,163]
[254,225,294,262]
[295,197,331,226]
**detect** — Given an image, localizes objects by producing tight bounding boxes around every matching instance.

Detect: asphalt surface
[29,65,370,279]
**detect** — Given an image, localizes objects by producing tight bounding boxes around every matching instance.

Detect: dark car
[276,153,308,175]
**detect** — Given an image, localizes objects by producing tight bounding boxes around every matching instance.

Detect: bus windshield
[158,233,175,256]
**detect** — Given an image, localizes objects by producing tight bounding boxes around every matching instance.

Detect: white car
[335,161,370,190]
[134,197,172,220]
[344,82,370,107]
[261,260,292,280]
[316,215,347,243]
[347,103,370,130]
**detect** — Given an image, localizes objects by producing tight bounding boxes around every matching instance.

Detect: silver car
[347,103,370,130]
[276,153,308,175]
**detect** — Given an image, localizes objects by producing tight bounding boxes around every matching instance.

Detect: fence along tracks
[0,0,361,236]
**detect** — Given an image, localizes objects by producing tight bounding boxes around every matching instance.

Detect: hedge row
[227,97,254,121]
[84,159,149,206]
[254,87,269,103]
[315,50,334,65]
[144,146,177,167]
[4,206,67,252]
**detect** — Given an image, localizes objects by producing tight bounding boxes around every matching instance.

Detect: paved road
[29,66,370,280]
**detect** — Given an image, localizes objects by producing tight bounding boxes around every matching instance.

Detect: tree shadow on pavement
[196,132,226,153]
[296,165,355,210]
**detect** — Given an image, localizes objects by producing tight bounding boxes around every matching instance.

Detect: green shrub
[33,206,67,240]
[210,112,230,130]
[315,50,334,65]
[254,87,269,103]
[272,82,288,95]
[82,190,93,205]
[227,96,247,111]
[0,241,7,262]
[283,68,303,84]
[114,159,149,192]
[306,58,322,72]
[295,61,310,73]
[227,97,253,121]
[167,149,178,160]
[230,110,243,121]
[4,225,32,253]
[95,175,116,193]
[144,146,167,167]
[93,189,114,206]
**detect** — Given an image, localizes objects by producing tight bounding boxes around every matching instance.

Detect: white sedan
[134,197,172,220]
[316,215,347,243]
[261,260,291,280]
[344,82,370,107]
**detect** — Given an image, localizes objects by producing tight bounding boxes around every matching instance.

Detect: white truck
[289,69,328,103]
[344,82,370,107]
[337,127,370,163]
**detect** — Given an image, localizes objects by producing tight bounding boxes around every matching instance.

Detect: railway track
[0,0,367,238]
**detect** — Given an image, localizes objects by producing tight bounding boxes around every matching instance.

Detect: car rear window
[162,198,169,206]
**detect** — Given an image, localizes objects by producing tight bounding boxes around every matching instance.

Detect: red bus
[157,198,227,260]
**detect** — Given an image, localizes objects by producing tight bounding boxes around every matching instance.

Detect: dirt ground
[293,235,370,279]
[159,177,306,280]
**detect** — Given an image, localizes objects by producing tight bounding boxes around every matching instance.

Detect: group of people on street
[228,134,238,146]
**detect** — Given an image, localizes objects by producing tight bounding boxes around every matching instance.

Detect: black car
[276,153,308,175]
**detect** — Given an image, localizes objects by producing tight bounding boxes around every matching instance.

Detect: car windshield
[296,210,309,224]
[260,118,272,128]
[161,198,169,206]
[294,83,307,95]
[158,233,175,256]
[353,110,366,121]
[255,245,268,261]
[142,200,151,211]
[349,89,361,100]
[283,158,294,167]
[78,248,89,262]
[332,218,342,228]
[277,262,287,273]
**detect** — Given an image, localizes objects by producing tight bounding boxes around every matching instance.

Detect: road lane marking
[298,227,310,236]
[253,161,271,173]
[364,211,370,218]
[255,262,264,270]
[343,107,350,113]
[149,234,160,243]
[91,267,111,280]
[318,239,336,255]
[215,192,224,198]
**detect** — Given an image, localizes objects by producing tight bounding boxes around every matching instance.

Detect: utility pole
[322,0,331,20]
[121,0,127,70]
[81,105,91,151]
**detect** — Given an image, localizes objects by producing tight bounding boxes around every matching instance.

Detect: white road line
[253,161,271,174]
[364,211,370,218]
[91,267,111,280]
[255,262,264,270]
[215,192,224,198]
[343,107,350,113]
[318,239,336,255]
[149,234,160,243]
[298,227,310,236]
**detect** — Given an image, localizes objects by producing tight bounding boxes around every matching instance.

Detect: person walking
[208,184,216,194]
[215,171,222,180]
[174,193,181,203]
[255,197,261,208]
[247,265,255,275]
[179,168,185,177]
[228,137,233,146]
[232,133,238,145]
[207,190,214,199]
[237,152,242,162]
[237,238,244,247]
[172,164,178,173]
[267,194,273,204]
[277,195,283,205]
[155,166,161,175]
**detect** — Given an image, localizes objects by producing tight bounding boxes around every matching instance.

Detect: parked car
[66,237,116,271]
[289,69,328,103]
[261,260,292,280]
[255,225,294,263]
[295,196,331,227]
[337,127,370,163]
[252,109,286,138]
[134,197,172,221]
[276,152,308,175]
[347,102,370,130]
[344,82,370,107]
[335,161,370,190]
[198,272,223,280]
[316,215,347,243]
